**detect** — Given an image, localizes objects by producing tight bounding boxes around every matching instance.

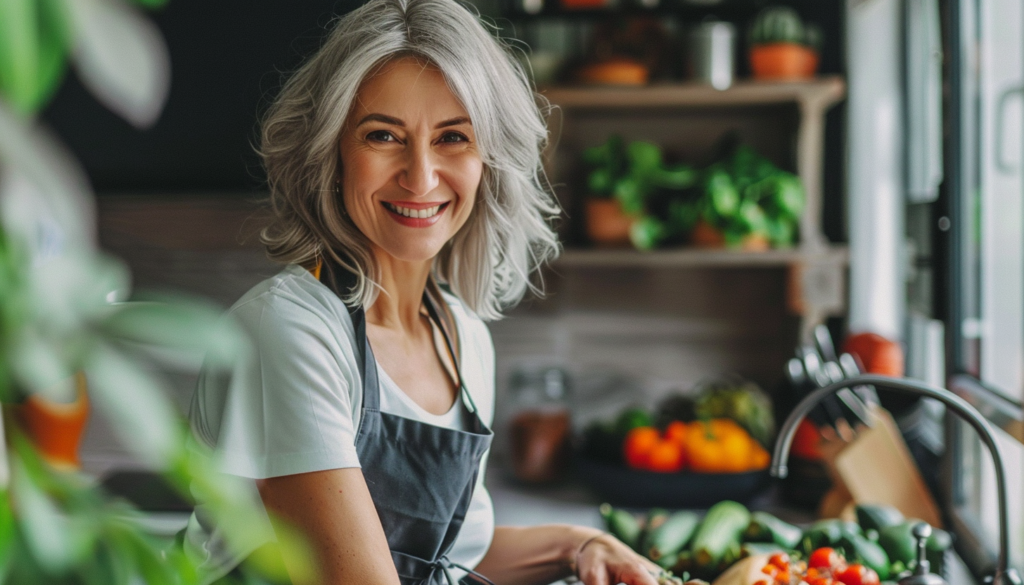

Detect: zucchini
[744,511,803,549]
[838,533,891,580]
[878,521,918,565]
[856,504,905,532]
[643,510,700,561]
[600,504,641,550]
[689,501,751,569]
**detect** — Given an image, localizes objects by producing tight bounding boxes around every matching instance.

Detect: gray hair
[258,0,561,320]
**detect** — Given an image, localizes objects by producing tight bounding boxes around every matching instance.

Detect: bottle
[507,366,572,483]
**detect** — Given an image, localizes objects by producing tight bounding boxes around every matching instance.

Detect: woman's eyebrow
[356,113,404,127]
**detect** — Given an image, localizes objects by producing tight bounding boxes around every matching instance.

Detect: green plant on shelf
[583,135,805,251]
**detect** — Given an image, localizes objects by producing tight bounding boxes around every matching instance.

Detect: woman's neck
[365,251,432,333]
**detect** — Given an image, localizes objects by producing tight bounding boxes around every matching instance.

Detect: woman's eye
[366,130,395,142]
[439,132,468,144]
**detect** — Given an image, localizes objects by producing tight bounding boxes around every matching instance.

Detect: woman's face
[339,57,482,265]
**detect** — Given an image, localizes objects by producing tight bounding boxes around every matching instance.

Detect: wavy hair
[258,0,561,320]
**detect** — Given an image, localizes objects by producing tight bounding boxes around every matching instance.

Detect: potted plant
[747,6,822,80]
[692,145,804,249]
[0,1,311,583]
[582,136,696,247]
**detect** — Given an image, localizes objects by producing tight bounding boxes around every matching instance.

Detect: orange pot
[15,373,90,470]
[691,220,771,251]
[749,43,819,80]
[585,198,634,246]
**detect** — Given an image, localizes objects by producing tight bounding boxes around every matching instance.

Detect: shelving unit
[539,76,847,339]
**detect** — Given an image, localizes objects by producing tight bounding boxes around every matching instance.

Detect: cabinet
[538,76,847,339]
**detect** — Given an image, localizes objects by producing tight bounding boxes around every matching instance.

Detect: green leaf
[62,0,170,128]
[706,171,739,218]
[737,200,769,234]
[626,141,662,175]
[11,456,75,574]
[0,0,39,114]
[84,344,182,465]
[100,296,249,369]
[613,176,645,215]
[132,0,169,7]
[587,168,614,195]
[629,216,665,251]
[770,175,805,219]
[0,490,16,579]
[30,0,71,111]
[8,330,75,402]
[651,165,697,190]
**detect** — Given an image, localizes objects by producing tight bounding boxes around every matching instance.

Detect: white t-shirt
[184,264,495,583]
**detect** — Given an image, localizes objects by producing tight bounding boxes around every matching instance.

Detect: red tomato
[836,564,880,585]
[761,564,780,577]
[623,427,659,468]
[809,547,843,570]
[807,577,835,585]
[768,552,791,570]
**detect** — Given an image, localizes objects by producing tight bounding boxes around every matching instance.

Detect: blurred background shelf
[540,76,845,109]
[555,244,848,268]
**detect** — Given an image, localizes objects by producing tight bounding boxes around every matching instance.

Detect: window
[941,0,1024,578]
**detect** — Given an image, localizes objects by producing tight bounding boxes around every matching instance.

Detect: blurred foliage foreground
[0,0,310,583]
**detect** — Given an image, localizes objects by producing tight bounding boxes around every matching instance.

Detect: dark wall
[43,1,364,194]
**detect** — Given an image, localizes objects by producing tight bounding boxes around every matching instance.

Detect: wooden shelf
[540,76,845,110]
[555,245,849,268]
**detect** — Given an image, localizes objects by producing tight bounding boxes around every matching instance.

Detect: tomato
[761,564,779,577]
[768,552,791,570]
[809,547,843,570]
[753,581,770,585]
[664,421,689,445]
[807,577,835,585]
[623,427,659,468]
[645,439,685,472]
[835,564,880,585]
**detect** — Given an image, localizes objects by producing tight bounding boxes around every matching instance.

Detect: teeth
[384,202,442,219]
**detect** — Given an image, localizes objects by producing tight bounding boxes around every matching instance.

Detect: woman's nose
[398,142,440,197]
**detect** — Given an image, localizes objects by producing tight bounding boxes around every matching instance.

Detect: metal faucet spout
[770,374,1019,585]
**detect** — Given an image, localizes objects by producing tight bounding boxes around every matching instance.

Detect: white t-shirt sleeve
[202,292,363,479]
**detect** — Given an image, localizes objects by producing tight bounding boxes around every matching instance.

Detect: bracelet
[571,532,607,578]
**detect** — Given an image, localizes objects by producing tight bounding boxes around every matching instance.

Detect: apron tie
[437,556,496,585]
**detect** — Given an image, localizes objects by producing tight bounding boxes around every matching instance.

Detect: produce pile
[600,501,953,584]
[583,135,805,250]
[583,377,775,474]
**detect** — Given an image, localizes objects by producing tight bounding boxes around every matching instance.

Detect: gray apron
[321,261,496,585]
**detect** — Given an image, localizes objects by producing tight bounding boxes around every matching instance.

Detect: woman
[185,0,664,583]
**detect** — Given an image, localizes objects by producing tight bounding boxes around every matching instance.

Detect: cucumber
[744,511,803,550]
[689,501,750,569]
[643,510,700,561]
[802,519,844,550]
[838,533,891,580]
[856,504,905,532]
[600,504,641,550]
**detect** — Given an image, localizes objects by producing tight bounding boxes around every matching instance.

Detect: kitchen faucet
[770,374,1021,585]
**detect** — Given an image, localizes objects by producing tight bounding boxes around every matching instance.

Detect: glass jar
[507,365,572,483]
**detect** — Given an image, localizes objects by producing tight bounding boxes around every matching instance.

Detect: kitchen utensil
[897,523,949,585]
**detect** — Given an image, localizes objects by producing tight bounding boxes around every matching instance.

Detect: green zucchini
[744,511,803,549]
[600,504,641,550]
[643,510,700,561]
[856,504,905,532]
[838,533,891,580]
[878,521,918,565]
[689,501,751,569]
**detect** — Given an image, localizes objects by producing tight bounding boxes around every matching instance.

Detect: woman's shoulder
[229,264,353,337]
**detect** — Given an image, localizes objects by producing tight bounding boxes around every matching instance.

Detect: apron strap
[421,291,480,416]
[438,556,497,585]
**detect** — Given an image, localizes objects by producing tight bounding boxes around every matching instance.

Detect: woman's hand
[574,532,664,585]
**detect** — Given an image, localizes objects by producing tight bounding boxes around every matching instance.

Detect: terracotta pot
[585,198,634,246]
[15,373,89,470]
[749,43,819,80]
[690,220,771,251]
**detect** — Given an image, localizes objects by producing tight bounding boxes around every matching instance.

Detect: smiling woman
[182,0,674,584]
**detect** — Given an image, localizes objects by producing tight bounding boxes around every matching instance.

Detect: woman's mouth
[381,201,450,227]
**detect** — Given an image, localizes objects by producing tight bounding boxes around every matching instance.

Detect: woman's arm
[256,468,401,585]
[472,525,662,585]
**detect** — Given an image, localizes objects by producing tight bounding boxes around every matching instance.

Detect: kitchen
[0,0,1021,584]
